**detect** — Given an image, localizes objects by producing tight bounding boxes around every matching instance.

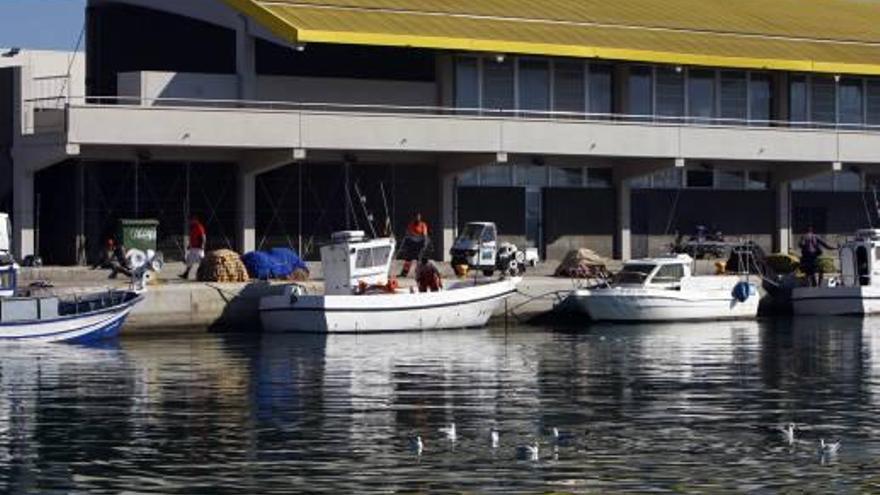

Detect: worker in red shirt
[180,215,207,280]
[400,212,429,277]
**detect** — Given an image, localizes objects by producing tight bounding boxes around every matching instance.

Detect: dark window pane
[483,58,514,112]
[589,64,613,115]
[749,73,773,125]
[790,75,808,124]
[868,79,880,126]
[686,169,714,188]
[811,76,836,124]
[627,66,653,117]
[553,60,585,114]
[454,57,479,109]
[518,59,550,113]
[839,77,864,125]
[550,166,582,187]
[587,168,613,188]
[656,66,684,119]
[720,71,747,122]
[688,69,716,121]
[717,169,745,189]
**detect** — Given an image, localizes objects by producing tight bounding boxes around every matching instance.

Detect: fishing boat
[569,254,759,322]
[791,229,880,315]
[0,212,152,343]
[259,231,520,333]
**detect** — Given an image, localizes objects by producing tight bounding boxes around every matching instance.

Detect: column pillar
[238,167,256,254]
[615,180,632,261]
[776,181,791,254]
[12,165,35,260]
[235,14,257,101]
[439,172,456,262]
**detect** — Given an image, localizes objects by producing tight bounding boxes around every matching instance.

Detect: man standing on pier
[180,215,207,280]
[400,213,429,277]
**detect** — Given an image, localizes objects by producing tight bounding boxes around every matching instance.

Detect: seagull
[490,428,500,449]
[819,438,841,456]
[780,423,796,445]
[410,435,423,455]
[516,442,539,461]
[439,423,457,442]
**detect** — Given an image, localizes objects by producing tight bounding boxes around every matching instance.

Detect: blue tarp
[242,248,309,280]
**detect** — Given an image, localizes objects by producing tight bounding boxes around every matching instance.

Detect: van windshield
[459,224,484,242]
[613,264,655,285]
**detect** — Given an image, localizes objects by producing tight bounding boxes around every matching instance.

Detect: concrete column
[12,165,35,260]
[238,167,256,254]
[439,172,456,262]
[776,181,791,254]
[616,180,632,261]
[235,14,257,101]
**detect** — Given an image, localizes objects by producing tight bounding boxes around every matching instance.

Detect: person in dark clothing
[92,238,131,279]
[799,226,835,287]
[416,256,442,293]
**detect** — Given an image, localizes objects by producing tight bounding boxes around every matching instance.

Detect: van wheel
[483,269,494,277]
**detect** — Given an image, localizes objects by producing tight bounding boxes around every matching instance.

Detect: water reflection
[0,319,879,492]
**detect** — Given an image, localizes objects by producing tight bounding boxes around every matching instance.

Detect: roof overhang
[223,0,880,76]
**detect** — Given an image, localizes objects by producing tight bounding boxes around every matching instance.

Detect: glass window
[746,171,770,190]
[518,59,550,113]
[586,168,613,188]
[656,66,685,119]
[688,69,716,121]
[553,61,585,114]
[589,64,613,115]
[868,79,880,126]
[834,170,862,191]
[793,173,833,191]
[789,75,809,125]
[627,66,653,118]
[811,76,836,124]
[355,246,391,269]
[717,169,745,189]
[550,166,583,187]
[651,264,685,284]
[838,78,864,126]
[749,73,773,125]
[0,269,13,291]
[482,58,514,113]
[686,169,714,188]
[614,263,656,284]
[481,164,512,186]
[457,168,479,186]
[720,71,747,122]
[515,164,547,187]
[629,175,651,189]
[454,57,479,110]
[653,168,683,189]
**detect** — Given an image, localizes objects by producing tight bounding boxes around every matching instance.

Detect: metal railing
[22,93,880,134]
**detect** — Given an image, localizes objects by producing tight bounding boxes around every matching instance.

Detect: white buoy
[490,428,500,449]
[439,423,457,442]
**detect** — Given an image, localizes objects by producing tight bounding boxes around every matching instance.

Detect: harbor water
[1,319,880,493]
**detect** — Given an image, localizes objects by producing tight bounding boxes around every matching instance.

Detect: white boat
[792,229,880,315]
[260,231,520,333]
[569,254,759,322]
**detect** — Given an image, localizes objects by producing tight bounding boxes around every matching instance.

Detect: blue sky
[0,0,86,51]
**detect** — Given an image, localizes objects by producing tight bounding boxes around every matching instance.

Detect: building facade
[6,0,880,264]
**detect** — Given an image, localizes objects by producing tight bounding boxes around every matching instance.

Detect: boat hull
[571,287,759,322]
[260,278,520,333]
[791,286,880,315]
[0,293,142,343]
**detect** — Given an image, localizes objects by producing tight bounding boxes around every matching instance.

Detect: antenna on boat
[379,182,393,237]
[353,181,378,238]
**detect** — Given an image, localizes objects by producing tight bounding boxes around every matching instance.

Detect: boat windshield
[0,267,14,292]
[613,264,656,285]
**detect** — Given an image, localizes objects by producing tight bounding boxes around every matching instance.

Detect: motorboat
[0,212,153,343]
[260,230,521,333]
[791,229,880,315]
[569,254,759,322]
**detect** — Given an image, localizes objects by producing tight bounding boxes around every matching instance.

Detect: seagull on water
[490,428,500,449]
[780,423,796,445]
[819,438,841,456]
[439,423,457,442]
[410,435,423,455]
[516,442,539,461]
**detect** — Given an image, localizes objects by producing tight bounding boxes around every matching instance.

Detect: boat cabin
[612,254,693,288]
[838,229,880,287]
[321,231,395,295]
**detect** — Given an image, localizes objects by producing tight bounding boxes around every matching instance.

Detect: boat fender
[732,281,753,303]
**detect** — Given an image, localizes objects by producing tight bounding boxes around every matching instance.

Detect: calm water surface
[1,318,880,493]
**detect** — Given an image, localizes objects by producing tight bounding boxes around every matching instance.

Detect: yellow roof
[223,0,880,75]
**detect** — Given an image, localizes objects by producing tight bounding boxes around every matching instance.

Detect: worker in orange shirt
[400,212,429,277]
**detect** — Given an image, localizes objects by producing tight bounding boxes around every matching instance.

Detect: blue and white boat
[0,213,149,343]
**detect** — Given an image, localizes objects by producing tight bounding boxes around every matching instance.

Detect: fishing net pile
[242,248,310,280]
[554,248,610,279]
[197,249,250,282]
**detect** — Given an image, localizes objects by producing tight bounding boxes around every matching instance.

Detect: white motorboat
[569,254,759,322]
[260,231,520,333]
[792,229,880,316]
